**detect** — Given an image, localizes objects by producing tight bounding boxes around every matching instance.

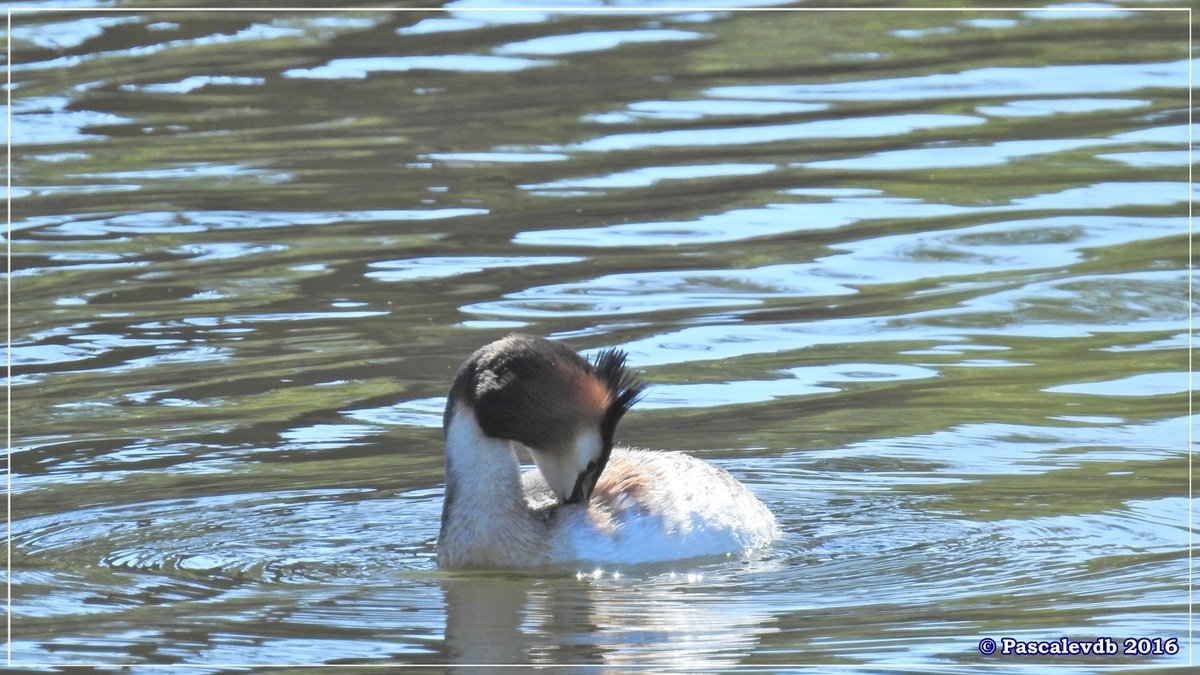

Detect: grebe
[437,334,778,569]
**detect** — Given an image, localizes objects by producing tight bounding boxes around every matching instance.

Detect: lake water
[5,3,1194,672]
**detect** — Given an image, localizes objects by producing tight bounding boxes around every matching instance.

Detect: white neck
[438,406,551,568]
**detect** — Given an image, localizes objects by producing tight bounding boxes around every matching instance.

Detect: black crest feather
[592,347,645,439]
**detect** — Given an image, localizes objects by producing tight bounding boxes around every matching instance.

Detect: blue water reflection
[586,99,826,123]
[495,29,703,55]
[569,113,983,151]
[516,187,1188,248]
[285,54,551,79]
[708,59,1192,101]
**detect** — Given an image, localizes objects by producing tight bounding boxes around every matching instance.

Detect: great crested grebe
[437,334,777,569]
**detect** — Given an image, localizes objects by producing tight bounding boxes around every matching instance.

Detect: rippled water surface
[6,3,1194,672]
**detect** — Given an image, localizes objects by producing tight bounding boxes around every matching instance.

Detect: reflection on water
[6,4,1192,671]
[442,572,776,669]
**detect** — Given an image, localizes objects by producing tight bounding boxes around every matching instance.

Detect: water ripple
[28,208,487,238]
[367,255,583,282]
[708,58,1192,101]
[586,99,827,123]
[462,265,855,317]
[615,269,1189,367]
[516,188,1187,248]
[568,113,984,152]
[495,29,703,56]
[12,489,440,587]
[284,55,551,79]
[521,163,775,193]
[641,363,938,409]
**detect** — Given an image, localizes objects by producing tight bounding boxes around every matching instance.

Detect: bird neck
[438,406,549,568]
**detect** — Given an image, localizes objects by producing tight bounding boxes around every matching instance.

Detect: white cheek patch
[572,428,603,475]
[524,445,572,502]
[525,428,604,503]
